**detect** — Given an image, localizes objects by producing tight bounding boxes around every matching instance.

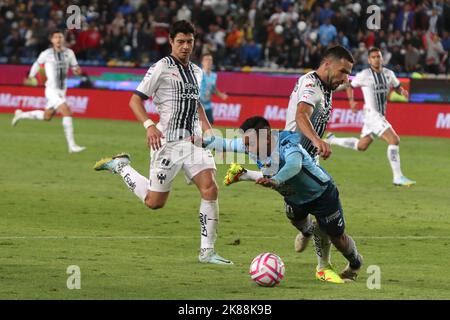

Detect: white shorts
[45,88,67,110]
[361,109,392,138]
[148,140,216,192]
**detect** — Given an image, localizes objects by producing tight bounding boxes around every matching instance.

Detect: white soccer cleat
[199,248,233,265]
[69,145,86,153]
[11,109,23,126]
[393,176,416,187]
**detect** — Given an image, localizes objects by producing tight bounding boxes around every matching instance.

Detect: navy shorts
[284,183,345,237]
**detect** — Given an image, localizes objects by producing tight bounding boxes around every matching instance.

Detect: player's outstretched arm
[203,136,246,154]
[256,151,302,188]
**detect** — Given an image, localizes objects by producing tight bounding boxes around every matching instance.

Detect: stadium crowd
[1,0,449,74]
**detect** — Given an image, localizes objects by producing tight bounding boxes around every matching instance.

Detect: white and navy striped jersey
[29,48,78,90]
[351,67,401,116]
[285,71,333,157]
[134,56,203,142]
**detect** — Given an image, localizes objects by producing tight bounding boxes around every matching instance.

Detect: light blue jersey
[270,131,331,205]
[200,71,218,111]
[205,131,332,205]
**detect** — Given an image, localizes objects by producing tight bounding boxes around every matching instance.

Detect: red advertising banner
[1,85,449,138]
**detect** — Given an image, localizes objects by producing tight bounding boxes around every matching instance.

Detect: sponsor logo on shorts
[161,158,171,167]
[324,210,341,224]
[157,173,166,184]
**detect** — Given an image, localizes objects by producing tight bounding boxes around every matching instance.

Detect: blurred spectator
[177,4,192,22]
[424,32,446,74]
[318,19,336,47]
[404,43,421,72]
[395,3,414,33]
[240,39,262,66]
[0,0,447,74]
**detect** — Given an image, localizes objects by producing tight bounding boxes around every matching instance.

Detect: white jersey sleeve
[296,77,323,108]
[135,60,165,99]
[67,49,79,68]
[28,50,48,78]
[350,70,367,88]
[389,70,401,89]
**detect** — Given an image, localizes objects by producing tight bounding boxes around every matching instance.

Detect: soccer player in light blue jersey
[205,116,363,282]
[200,53,228,124]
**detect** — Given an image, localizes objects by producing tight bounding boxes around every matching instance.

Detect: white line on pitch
[0,236,449,240]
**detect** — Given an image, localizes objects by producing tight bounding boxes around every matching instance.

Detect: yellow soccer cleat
[315,265,345,284]
[223,163,246,186]
[93,153,131,173]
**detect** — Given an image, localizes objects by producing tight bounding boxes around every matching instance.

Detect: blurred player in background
[222,46,354,283]
[93,20,232,265]
[326,47,415,186]
[200,53,228,124]
[11,30,85,154]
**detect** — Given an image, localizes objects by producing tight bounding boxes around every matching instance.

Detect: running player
[199,53,228,124]
[11,30,85,153]
[93,20,232,265]
[326,47,415,186]
[222,46,354,282]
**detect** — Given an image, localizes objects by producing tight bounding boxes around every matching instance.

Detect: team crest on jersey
[305,82,316,88]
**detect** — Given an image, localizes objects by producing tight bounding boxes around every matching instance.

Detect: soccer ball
[249,252,285,287]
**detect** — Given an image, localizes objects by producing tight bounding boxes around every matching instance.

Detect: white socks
[19,110,44,120]
[199,199,219,249]
[387,145,403,180]
[240,169,263,181]
[328,136,359,150]
[313,225,332,270]
[62,116,78,149]
[118,165,149,203]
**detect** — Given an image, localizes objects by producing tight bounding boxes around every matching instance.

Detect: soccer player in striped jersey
[11,30,85,153]
[326,47,415,186]
[206,116,363,283]
[94,20,232,265]
[221,46,354,282]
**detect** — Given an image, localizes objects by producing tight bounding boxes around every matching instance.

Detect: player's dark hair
[50,29,64,37]
[169,20,196,39]
[320,45,354,65]
[201,52,213,60]
[368,47,381,55]
[240,116,271,132]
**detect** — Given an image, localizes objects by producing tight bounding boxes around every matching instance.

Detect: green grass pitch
[0,113,449,299]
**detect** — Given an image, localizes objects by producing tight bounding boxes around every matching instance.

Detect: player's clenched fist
[314,139,332,160]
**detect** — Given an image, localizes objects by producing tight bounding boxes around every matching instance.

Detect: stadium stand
[0,0,449,75]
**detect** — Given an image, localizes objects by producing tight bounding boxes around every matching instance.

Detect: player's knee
[393,136,400,145]
[357,144,368,151]
[145,198,165,210]
[199,183,218,200]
